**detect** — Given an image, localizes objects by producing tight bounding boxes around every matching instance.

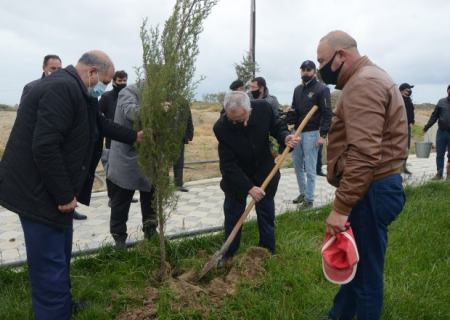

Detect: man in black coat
[213,91,299,265]
[173,108,194,192]
[0,50,143,320]
[399,83,415,174]
[20,54,88,220]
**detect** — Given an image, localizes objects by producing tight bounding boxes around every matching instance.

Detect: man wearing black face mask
[317,30,408,320]
[99,70,138,206]
[399,83,415,174]
[286,60,332,208]
[249,76,280,114]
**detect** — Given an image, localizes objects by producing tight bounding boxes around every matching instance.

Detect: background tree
[137,0,218,277]
[202,91,226,104]
[233,51,260,91]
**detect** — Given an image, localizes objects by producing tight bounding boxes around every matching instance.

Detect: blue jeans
[223,195,275,258]
[20,216,74,320]
[292,130,319,202]
[435,129,450,175]
[328,174,405,320]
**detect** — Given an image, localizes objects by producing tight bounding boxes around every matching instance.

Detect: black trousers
[173,144,185,187]
[223,195,275,258]
[317,144,323,173]
[110,182,157,243]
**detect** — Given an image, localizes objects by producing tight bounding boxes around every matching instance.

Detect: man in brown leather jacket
[317,30,408,320]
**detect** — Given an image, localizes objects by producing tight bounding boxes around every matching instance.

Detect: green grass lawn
[1,181,449,319]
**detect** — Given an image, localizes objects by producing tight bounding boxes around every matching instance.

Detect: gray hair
[223,91,251,114]
[78,52,110,74]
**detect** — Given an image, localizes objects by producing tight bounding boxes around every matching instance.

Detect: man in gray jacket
[107,83,157,246]
[249,76,280,114]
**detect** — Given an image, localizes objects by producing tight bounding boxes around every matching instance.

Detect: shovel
[197,105,318,280]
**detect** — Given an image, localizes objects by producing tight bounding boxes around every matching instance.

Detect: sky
[1,0,449,107]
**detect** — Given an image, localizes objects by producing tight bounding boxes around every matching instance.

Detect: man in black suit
[213,91,299,265]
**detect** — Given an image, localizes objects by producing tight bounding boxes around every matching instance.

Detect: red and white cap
[321,224,359,285]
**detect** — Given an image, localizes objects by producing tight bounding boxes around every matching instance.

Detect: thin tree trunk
[157,191,166,277]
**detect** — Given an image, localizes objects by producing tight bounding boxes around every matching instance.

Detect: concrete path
[0,154,442,266]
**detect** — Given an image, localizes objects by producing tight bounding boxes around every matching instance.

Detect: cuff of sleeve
[332,196,352,216]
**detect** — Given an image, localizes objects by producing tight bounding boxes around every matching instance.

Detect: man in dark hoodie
[0,50,143,319]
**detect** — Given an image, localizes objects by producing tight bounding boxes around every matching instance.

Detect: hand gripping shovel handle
[197,106,319,280]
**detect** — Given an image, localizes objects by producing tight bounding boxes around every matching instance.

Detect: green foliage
[202,91,226,104]
[233,51,260,91]
[137,0,219,273]
[0,104,17,111]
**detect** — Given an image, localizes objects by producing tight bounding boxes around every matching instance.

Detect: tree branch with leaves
[137,0,219,277]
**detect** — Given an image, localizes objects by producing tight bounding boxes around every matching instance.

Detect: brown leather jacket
[327,56,408,215]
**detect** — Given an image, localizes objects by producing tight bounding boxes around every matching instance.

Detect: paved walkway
[0,154,442,266]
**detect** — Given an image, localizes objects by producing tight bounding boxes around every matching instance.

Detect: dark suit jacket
[213,99,290,202]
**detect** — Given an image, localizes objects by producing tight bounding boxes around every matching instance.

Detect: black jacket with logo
[291,77,332,136]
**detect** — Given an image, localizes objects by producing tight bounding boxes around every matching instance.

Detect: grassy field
[1,181,449,319]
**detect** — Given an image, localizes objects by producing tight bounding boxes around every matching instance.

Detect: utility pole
[250,0,256,78]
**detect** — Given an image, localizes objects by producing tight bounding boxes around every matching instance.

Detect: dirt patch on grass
[116,247,271,319]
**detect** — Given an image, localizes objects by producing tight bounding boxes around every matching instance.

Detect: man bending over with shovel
[213,91,299,266]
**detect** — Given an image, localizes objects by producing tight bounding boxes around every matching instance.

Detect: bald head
[77,50,113,74]
[320,30,358,52]
[75,50,115,91]
[317,30,362,86]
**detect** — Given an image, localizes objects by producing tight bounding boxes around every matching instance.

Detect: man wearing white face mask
[20,54,62,104]
[0,50,144,319]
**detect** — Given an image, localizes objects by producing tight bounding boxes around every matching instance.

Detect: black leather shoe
[73,210,87,220]
[317,171,326,177]
[293,194,305,204]
[179,187,189,192]
[131,197,139,203]
[403,167,412,175]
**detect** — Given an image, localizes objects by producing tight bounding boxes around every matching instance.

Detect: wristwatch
[321,134,327,139]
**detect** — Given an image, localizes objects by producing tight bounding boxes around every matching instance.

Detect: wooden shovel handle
[224,105,318,246]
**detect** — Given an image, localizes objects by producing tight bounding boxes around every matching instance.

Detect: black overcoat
[0,65,136,230]
[213,100,290,202]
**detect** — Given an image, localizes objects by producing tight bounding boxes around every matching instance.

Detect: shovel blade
[197,250,222,281]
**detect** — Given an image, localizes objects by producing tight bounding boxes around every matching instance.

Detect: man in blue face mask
[19,54,88,220]
[317,30,408,320]
[0,50,144,319]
